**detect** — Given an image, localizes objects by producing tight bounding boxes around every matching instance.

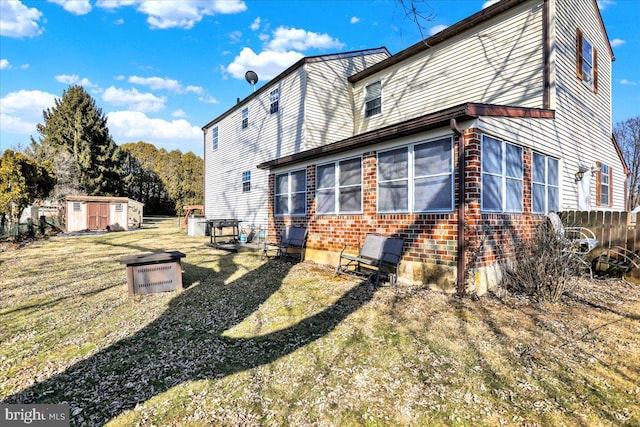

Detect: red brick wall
[267,128,545,274]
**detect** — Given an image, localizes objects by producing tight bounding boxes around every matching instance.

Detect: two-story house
[204,0,627,294]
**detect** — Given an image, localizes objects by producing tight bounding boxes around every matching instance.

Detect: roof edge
[201,47,391,130]
[257,103,555,170]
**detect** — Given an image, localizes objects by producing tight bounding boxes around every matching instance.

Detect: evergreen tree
[36,85,123,196]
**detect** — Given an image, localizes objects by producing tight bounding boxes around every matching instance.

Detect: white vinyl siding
[532,152,559,213]
[316,157,362,215]
[482,135,523,213]
[378,136,453,213]
[275,170,306,216]
[353,1,545,134]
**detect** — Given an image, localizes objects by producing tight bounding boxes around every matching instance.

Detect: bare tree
[396,0,436,41]
[614,116,640,210]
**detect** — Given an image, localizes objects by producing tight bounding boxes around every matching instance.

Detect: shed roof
[66,195,144,206]
[257,103,555,170]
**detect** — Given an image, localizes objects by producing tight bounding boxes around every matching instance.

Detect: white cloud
[482,0,500,8]
[198,95,219,104]
[114,18,125,25]
[250,17,261,31]
[127,76,204,94]
[1,59,10,70]
[106,110,201,146]
[128,75,181,91]
[47,0,92,15]
[620,79,638,86]
[228,30,243,43]
[428,24,449,36]
[172,109,187,118]
[226,47,304,80]
[0,89,56,134]
[350,16,360,24]
[55,74,97,87]
[0,1,44,38]
[610,38,625,47]
[267,26,344,52]
[96,0,247,30]
[102,86,166,112]
[597,0,615,10]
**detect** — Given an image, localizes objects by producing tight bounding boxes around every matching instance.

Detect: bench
[334,233,404,286]
[262,226,308,262]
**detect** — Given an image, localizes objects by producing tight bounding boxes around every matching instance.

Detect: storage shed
[65,196,144,232]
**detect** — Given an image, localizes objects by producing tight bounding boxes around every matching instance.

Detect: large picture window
[378,137,453,213]
[532,152,559,214]
[275,169,306,215]
[482,135,523,212]
[316,157,362,214]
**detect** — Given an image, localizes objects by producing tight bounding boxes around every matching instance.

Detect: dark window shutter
[576,28,584,80]
[608,166,613,207]
[593,47,599,94]
[595,161,602,206]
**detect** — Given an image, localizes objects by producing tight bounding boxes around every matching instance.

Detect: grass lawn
[1,218,639,426]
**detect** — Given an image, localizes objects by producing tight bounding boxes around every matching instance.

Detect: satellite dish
[245,70,258,92]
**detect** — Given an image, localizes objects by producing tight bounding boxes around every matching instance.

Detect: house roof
[66,195,144,206]
[349,0,614,84]
[256,103,555,170]
[201,47,390,130]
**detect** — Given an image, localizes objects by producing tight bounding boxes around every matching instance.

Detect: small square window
[270,89,279,114]
[241,107,248,129]
[115,203,123,212]
[242,171,251,192]
[73,202,81,212]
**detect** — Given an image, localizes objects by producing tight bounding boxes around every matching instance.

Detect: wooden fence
[559,211,640,252]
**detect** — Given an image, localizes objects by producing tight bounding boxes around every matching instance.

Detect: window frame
[242,171,251,193]
[241,107,248,130]
[212,126,219,150]
[377,136,454,214]
[531,152,559,214]
[576,28,598,93]
[364,80,382,118]
[270,88,280,115]
[274,169,306,216]
[481,134,524,213]
[597,162,611,207]
[316,156,363,215]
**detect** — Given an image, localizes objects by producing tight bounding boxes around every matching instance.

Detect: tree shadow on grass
[2,253,377,426]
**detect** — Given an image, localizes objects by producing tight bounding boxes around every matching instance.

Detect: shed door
[87,203,109,230]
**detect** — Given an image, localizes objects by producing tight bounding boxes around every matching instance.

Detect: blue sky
[1,0,638,157]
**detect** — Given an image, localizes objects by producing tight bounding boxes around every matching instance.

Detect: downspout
[450,118,466,297]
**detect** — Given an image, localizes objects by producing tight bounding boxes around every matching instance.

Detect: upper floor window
[532,152,559,214]
[241,107,248,129]
[275,169,306,215]
[270,89,280,114]
[212,126,219,150]
[242,171,251,192]
[316,157,362,215]
[377,136,453,213]
[596,162,611,207]
[482,135,523,212]
[364,81,382,118]
[576,29,598,93]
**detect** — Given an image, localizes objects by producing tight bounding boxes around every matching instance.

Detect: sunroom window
[316,157,362,214]
[532,152,559,214]
[275,169,306,215]
[481,135,523,212]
